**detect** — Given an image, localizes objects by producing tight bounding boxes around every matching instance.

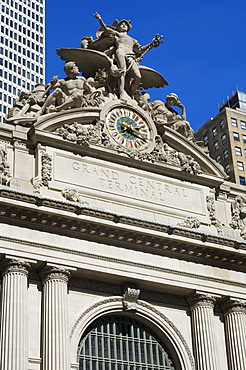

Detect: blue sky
[46,0,246,131]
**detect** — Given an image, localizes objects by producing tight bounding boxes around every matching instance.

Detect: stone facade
[0,14,246,370]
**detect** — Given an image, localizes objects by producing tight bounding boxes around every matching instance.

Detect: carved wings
[56,48,168,89]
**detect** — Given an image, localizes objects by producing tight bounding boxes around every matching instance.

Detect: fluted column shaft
[0,258,31,370]
[40,265,71,370]
[221,298,246,370]
[188,292,218,370]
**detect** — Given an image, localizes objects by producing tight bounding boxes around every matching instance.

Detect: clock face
[106,108,151,150]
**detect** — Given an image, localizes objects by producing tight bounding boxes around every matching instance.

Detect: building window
[203,135,208,146]
[78,315,176,370]
[231,118,238,127]
[243,135,246,143]
[241,121,246,130]
[219,120,224,131]
[212,127,217,137]
[225,163,231,174]
[239,176,246,185]
[237,161,244,171]
[233,132,240,141]
[214,141,219,151]
[235,147,242,156]
[221,134,227,145]
[216,155,221,164]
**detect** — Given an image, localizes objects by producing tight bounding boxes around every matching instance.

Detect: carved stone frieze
[41,152,52,186]
[177,216,201,229]
[206,195,223,235]
[122,286,140,311]
[230,195,246,239]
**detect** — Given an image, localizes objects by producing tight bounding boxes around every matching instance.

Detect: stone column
[187,292,219,370]
[40,264,72,370]
[220,297,246,370]
[0,257,32,370]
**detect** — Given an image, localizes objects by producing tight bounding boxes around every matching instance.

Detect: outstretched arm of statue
[92,12,109,33]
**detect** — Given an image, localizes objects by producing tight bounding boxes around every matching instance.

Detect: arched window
[78,315,176,370]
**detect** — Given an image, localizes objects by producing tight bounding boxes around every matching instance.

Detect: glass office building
[0,0,45,123]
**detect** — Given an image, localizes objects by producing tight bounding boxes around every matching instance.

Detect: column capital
[187,291,218,310]
[39,263,75,284]
[220,297,246,315]
[0,256,34,277]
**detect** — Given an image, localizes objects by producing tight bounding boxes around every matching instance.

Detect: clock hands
[120,121,149,142]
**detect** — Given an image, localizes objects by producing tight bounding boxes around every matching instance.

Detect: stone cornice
[0,187,246,271]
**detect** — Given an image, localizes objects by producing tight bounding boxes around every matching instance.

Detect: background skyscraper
[0,0,45,123]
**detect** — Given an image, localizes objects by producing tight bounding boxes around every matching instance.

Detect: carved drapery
[0,257,31,370]
[187,292,219,370]
[220,298,246,370]
[40,264,71,370]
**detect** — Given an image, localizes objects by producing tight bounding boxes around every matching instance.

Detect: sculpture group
[6,13,195,142]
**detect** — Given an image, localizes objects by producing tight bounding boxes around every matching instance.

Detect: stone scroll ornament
[230,195,246,239]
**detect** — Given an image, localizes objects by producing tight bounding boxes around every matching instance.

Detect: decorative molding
[69,297,195,370]
[0,188,246,271]
[187,292,217,310]
[0,257,31,277]
[70,297,122,338]
[137,300,196,369]
[206,195,223,235]
[54,119,202,175]
[122,286,140,311]
[177,216,201,229]
[220,297,246,315]
[39,265,71,284]
[69,277,187,306]
[41,152,52,186]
